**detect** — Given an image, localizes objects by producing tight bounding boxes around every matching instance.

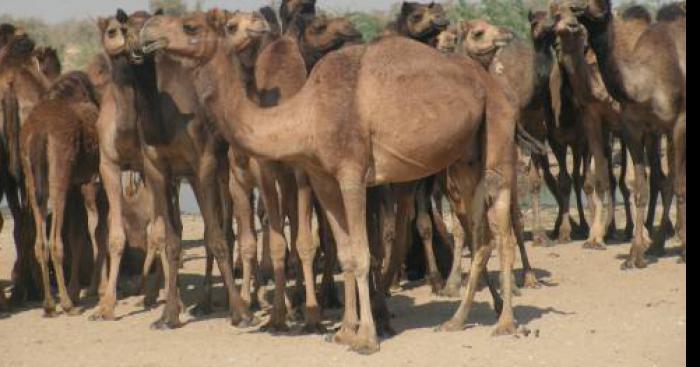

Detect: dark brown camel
[570,0,686,266]
[33,46,62,81]
[141,9,519,353]
[1,28,51,306]
[20,71,100,316]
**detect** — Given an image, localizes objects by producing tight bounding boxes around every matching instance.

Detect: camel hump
[47,71,100,107]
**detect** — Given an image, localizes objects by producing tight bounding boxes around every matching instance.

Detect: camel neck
[583,18,634,103]
[558,41,594,104]
[196,46,308,161]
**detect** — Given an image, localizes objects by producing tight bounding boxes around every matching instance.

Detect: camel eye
[411,14,423,22]
[108,29,118,38]
[314,24,327,33]
[226,24,238,34]
[473,30,484,39]
[183,24,199,35]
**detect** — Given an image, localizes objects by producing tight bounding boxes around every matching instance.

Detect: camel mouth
[246,28,269,38]
[431,17,450,29]
[141,38,168,54]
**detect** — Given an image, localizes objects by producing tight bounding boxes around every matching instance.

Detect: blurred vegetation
[1,0,675,71]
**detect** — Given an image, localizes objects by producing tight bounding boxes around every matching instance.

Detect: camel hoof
[150,317,182,330]
[88,309,116,321]
[557,233,571,244]
[330,326,358,345]
[259,319,290,333]
[582,241,606,251]
[190,302,214,316]
[65,306,83,316]
[435,319,465,332]
[491,322,517,336]
[634,257,648,269]
[438,284,462,298]
[350,339,380,355]
[428,273,445,295]
[522,271,541,289]
[234,314,260,328]
[532,232,554,247]
[43,308,59,318]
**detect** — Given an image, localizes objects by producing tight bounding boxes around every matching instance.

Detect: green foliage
[344,11,390,42]
[149,0,188,15]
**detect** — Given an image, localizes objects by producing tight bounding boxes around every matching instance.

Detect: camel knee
[34,240,48,264]
[416,213,432,241]
[108,230,126,257]
[49,241,65,263]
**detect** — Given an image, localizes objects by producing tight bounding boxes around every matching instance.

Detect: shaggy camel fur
[141,9,519,353]
[224,6,362,331]
[570,0,686,266]
[20,71,100,316]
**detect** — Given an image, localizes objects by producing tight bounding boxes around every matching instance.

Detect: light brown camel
[224,7,363,331]
[20,71,100,316]
[91,9,249,328]
[437,19,558,296]
[0,28,51,306]
[570,0,686,266]
[141,9,519,353]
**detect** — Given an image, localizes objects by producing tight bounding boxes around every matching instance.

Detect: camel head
[529,10,555,47]
[222,11,272,53]
[98,9,154,63]
[460,20,514,65]
[98,10,129,57]
[397,2,449,43]
[436,24,464,53]
[551,3,585,54]
[0,23,17,49]
[33,46,62,80]
[0,29,36,69]
[140,11,222,67]
[302,16,363,56]
[280,0,317,30]
[619,5,652,24]
[558,0,612,24]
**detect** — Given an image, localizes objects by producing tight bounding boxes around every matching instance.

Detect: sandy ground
[0,207,686,367]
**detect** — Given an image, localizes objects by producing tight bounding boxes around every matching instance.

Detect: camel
[569,0,686,266]
[657,2,686,22]
[549,4,645,251]
[224,6,363,331]
[1,28,52,306]
[384,2,449,47]
[141,8,520,353]
[20,71,100,316]
[33,46,62,81]
[90,9,249,328]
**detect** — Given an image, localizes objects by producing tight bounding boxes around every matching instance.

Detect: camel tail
[2,85,23,184]
[259,6,281,36]
[516,123,548,156]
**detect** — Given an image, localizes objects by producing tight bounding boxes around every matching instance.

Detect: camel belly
[368,124,478,186]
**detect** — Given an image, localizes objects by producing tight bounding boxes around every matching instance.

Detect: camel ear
[528,10,535,23]
[97,17,109,32]
[116,8,129,24]
[154,8,164,16]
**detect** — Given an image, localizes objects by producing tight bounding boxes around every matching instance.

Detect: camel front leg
[381,183,417,294]
[293,169,325,333]
[337,173,379,354]
[621,128,652,269]
[90,157,125,321]
[618,140,634,240]
[672,114,686,262]
[254,165,288,331]
[582,116,609,250]
[318,198,343,310]
[228,163,257,310]
[552,144,573,243]
[83,182,107,299]
[192,154,254,327]
[415,180,444,294]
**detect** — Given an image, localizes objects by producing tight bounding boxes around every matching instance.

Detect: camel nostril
[567,22,580,31]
